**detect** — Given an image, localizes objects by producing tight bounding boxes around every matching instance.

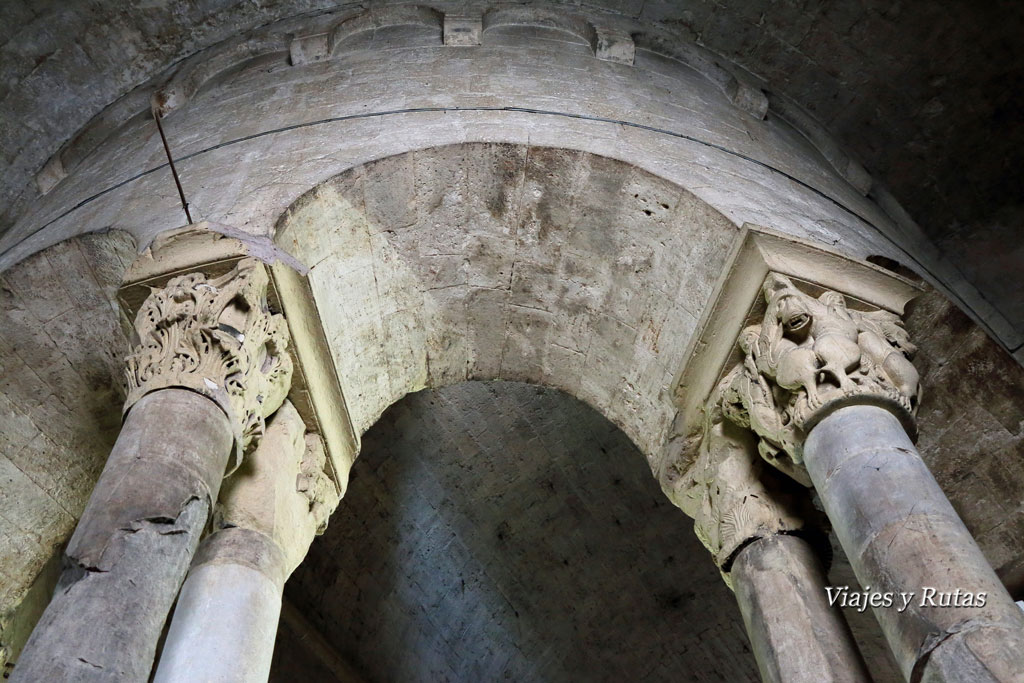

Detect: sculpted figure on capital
[669,371,822,586]
[721,273,920,472]
[216,400,340,576]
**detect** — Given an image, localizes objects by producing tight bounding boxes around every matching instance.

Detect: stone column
[805,405,1024,682]
[12,259,293,682]
[154,400,339,683]
[732,534,872,683]
[724,273,1024,682]
[666,376,872,683]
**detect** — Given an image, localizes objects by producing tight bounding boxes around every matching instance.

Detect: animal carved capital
[668,370,822,587]
[124,258,293,468]
[723,273,920,470]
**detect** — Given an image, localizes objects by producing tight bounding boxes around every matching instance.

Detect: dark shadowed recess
[273,381,761,682]
[270,381,919,682]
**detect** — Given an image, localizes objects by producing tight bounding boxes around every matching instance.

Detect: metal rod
[154,113,193,224]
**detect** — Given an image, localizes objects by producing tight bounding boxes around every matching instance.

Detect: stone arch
[275,142,740,465]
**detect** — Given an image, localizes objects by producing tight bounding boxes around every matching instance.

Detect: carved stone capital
[666,371,823,586]
[215,400,340,577]
[124,258,293,467]
[724,273,920,469]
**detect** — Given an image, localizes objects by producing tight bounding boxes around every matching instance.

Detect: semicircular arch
[276,142,739,464]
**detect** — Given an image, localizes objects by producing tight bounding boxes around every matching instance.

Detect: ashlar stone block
[590,27,635,65]
[444,15,482,47]
[289,33,330,66]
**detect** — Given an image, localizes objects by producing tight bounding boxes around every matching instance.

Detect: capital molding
[118,222,360,496]
[124,257,293,469]
[657,225,923,491]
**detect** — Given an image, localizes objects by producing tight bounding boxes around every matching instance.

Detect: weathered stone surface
[11,389,233,682]
[0,6,1020,672]
[732,534,872,682]
[278,144,737,464]
[0,5,916,316]
[124,258,293,465]
[215,400,339,577]
[0,230,133,630]
[2,0,1020,357]
[667,369,819,580]
[0,239,1018,680]
[0,548,59,678]
[589,26,634,65]
[668,358,870,681]
[156,400,339,682]
[721,273,920,476]
[904,288,1024,595]
[443,14,482,46]
[289,33,331,66]
[804,405,1024,681]
[0,206,1021,683]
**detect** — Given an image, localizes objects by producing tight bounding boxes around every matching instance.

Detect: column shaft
[154,528,286,683]
[11,389,233,682]
[732,534,873,683]
[804,404,1024,682]
[154,400,339,682]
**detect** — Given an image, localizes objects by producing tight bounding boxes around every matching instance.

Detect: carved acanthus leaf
[725,273,920,469]
[124,258,293,466]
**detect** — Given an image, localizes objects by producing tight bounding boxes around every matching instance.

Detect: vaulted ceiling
[2,3,1024,680]
[2,0,1023,341]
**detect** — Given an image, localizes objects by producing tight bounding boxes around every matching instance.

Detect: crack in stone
[910,618,1006,683]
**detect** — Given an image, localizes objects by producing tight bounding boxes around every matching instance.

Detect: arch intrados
[275,142,741,468]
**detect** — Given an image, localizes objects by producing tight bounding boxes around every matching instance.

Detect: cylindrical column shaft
[804,404,1024,682]
[11,389,232,682]
[154,400,339,682]
[732,534,873,683]
[154,528,286,683]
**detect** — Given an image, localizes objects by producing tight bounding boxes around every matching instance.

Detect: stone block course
[279,143,739,461]
[0,230,132,626]
[443,15,482,47]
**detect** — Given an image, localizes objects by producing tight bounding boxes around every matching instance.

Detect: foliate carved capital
[723,273,920,469]
[124,258,293,466]
[667,372,821,587]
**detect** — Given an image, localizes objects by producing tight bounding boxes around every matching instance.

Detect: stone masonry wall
[0,230,133,668]
[278,144,739,465]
